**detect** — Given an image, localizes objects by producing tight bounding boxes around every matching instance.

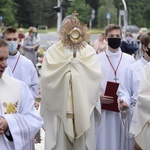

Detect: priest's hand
[0,117,8,134]
[100,95,113,104]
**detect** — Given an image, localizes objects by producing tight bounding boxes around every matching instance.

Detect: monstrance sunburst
[60,18,90,57]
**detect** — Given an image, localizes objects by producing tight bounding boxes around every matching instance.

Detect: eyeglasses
[6,38,18,41]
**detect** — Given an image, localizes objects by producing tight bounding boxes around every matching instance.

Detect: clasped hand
[100,95,113,104]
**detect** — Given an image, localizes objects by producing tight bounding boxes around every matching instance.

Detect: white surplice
[130,62,150,150]
[7,51,39,99]
[40,41,101,150]
[4,66,13,77]
[0,74,43,150]
[96,48,135,150]
[117,57,149,150]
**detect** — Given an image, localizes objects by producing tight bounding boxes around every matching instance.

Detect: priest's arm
[1,81,44,150]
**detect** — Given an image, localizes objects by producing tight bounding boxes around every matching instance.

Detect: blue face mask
[126,36,132,42]
[33,32,37,37]
[7,41,18,53]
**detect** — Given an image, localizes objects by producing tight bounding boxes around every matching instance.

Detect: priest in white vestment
[96,24,135,150]
[0,39,43,150]
[40,15,101,150]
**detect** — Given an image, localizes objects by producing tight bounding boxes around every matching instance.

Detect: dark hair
[99,33,104,36]
[0,39,8,47]
[104,24,122,36]
[2,26,17,37]
[140,32,150,47]
[126,32,133,37]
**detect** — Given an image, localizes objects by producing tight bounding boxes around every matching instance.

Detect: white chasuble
[0,75,43,150]
[40,41,101,150]
[0,75,20,150]
[0,75,19,114]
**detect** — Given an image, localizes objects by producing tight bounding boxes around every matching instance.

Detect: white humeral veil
[40,41,101,150]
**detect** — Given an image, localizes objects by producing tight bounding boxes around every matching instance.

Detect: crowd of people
[0,14,150,150]
[94,29,143,60]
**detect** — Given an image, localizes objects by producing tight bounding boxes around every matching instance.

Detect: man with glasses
[0,39,43,150]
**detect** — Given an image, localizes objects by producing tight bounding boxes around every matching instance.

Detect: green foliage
[0,0,149,29]
[0,0,18,26]
[126,0,150,28]
[14,0,57,28]
[97,0,117,28]
[114,0,150,28]
[65,0,92,25]
[85,0,99,9]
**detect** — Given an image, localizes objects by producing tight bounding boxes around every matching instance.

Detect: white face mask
[126,36,132,42]
[7,41,18,53]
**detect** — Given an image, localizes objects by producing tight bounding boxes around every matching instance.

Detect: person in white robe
[0,39,43,150]
[2,26,39,100]
[117,32,150,150]
[96,24,135,150]
[40,15,101,150]
[130,62,150,150]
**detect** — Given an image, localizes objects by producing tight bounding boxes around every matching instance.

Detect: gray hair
[59,15,79,34]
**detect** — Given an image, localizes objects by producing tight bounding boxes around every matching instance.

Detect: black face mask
[108,38,121,49]
[146,47,150,57]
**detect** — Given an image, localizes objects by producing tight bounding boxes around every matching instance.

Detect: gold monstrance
[60,15,90,58]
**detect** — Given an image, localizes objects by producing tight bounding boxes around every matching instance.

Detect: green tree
[126,0,150,28]
[2,0,148,29]
[65,0,92,25]
[14,0,57,28]
[31,0,57,27]
[114,0,150,28]
[144,9,150,28]
[0,0,18,26]
[14,0,33,27]
[85,0,100,27]
[97,0,117,28]
[86,0,99,9]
